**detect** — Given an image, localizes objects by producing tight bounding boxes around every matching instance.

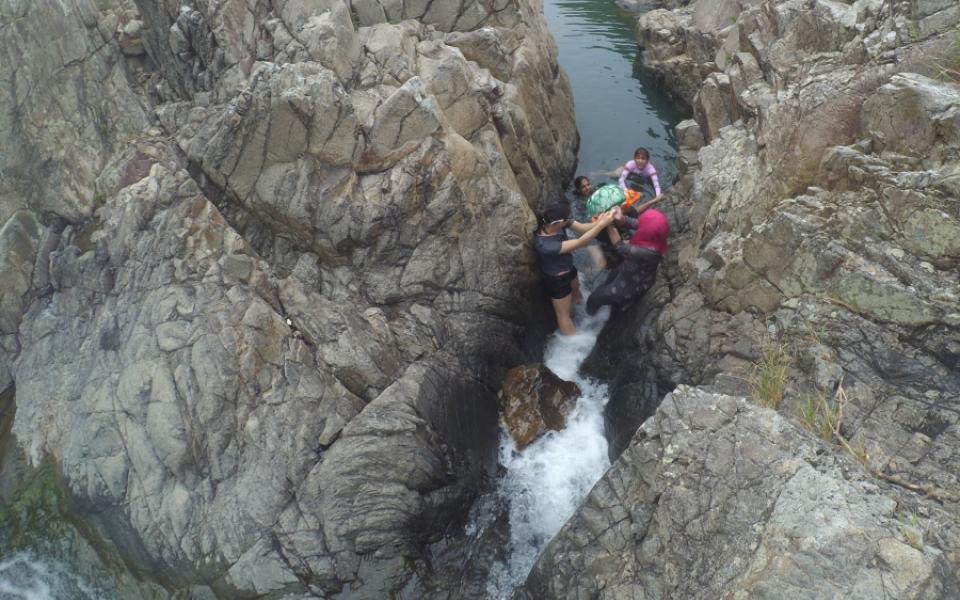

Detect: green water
[546,0,686,187]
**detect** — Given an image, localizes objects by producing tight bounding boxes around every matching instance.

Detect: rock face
[499,364,581,449]
[591,0,960,494]
[568,0,960,592]
[522,386,960,599]
[0,0,576,596]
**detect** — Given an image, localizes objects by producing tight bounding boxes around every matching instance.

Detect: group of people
[534,148,669,336]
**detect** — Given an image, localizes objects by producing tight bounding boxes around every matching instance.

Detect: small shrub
[750,344,790,410]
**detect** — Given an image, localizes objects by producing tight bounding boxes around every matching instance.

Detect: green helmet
[585,185,625,218]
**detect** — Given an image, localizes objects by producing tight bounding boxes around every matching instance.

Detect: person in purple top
[618,147,662,199]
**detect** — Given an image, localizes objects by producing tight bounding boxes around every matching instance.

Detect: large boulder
[499,364,581,450]
[521,386,960,599]
[1,0,578,596]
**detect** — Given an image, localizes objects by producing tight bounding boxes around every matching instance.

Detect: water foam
[0,553,103,600]
[486,306,611,597]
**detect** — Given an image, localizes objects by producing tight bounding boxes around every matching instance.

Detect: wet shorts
[542,268,578,300]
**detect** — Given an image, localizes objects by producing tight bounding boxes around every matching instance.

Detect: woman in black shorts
[534,202,614,335]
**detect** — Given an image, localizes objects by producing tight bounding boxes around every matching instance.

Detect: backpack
[586,185,641,218]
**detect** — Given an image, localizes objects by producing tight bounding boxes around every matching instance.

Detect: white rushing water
[486,304,612,597]
[0,553,103,600]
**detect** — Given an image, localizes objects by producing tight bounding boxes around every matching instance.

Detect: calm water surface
[545,0,686,185]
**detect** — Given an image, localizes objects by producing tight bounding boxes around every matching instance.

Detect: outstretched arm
[618,161,635,190]
[559,214,614,254]
[568,220,594,235]
[607,225,622,245]
[617,242,662,265]
[632,195,664,215]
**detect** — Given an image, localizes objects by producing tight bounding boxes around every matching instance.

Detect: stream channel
[475,0,683,597]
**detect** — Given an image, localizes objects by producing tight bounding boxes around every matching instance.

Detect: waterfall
[0,553,103,600]
[486,306,612,597]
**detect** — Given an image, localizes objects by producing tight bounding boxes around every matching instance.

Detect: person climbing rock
[585,199,669,316]
[618,147,662,200]
[535,202,615,336]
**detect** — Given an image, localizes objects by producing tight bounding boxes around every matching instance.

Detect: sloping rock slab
[521,385,960,599]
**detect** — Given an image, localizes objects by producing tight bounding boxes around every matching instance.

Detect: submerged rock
[499,364,581,450]
[522,386,960,599]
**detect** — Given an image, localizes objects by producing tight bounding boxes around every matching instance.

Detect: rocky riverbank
[530,0,960,595]
[0,0,577,596]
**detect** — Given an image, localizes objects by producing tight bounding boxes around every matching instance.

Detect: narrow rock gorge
[2,0,960,598]
[1,0,577,596]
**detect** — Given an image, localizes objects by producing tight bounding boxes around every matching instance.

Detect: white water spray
[486,305,612,597]
[0,553,103,600]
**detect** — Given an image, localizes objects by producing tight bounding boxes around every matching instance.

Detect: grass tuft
[931,30,960,83]
[798,393,840,442]
[750,344,790,410]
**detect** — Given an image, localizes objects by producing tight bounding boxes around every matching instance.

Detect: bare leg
[570,277,583,304]
[551,294,576,336]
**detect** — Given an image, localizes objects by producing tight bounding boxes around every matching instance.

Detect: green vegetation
[0,465,70,553]
[798,393,839,442]
[750,344,790,410]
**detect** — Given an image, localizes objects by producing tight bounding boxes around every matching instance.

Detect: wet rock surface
[499,364,581,450]
[564,0,960,594]
[522,386,960,599]
[595,0,960,491]
[0,0,576,596]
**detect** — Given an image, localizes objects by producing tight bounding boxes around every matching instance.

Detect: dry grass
[901,512,924,550]
[931,31,960,83]
[750,344,791,410]
[813,380,959,503]
[798,393,839,442]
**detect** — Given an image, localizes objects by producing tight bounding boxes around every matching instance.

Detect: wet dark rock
[499,364,581,450]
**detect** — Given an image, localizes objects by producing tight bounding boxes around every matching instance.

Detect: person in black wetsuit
[534,201,614,336]
[586,201,669,316]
